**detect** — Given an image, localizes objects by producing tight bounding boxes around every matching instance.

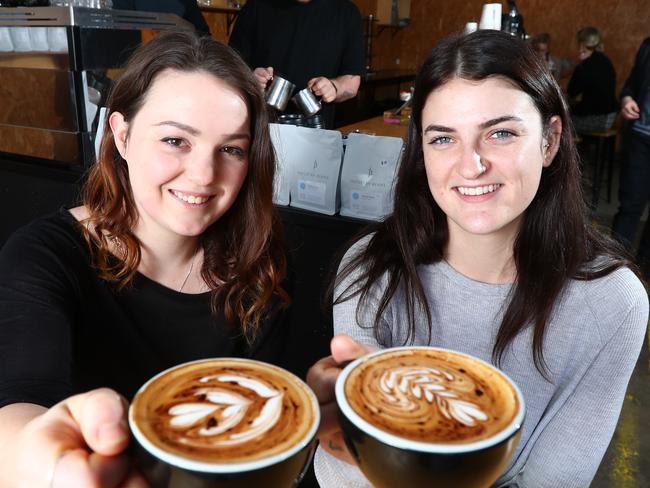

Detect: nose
[457,145,487,179]
[185,149,217,187]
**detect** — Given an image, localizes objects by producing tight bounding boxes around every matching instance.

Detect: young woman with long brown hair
[0,31,288,487]
[308,30,648,487]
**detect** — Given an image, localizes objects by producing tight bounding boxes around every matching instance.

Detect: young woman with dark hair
[308,30,647,487]
[0,31,288,486]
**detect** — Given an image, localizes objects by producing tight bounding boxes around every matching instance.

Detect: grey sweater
[314,247,648,487]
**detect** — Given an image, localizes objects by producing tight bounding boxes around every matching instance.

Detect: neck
[444,224,518,284]
[135,221,202,292]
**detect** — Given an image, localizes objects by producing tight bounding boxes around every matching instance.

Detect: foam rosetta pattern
[132,360,316,464]
[344,349,519,444]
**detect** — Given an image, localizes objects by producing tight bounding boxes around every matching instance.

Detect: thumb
[267,66,274,78]
[65,388,130,456]
[330,334,374,364]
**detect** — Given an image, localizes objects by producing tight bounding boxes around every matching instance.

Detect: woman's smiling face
[421,76,560,245]
[110,68,250,241]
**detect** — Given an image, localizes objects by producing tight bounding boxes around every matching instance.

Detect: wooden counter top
[337,115,409,140]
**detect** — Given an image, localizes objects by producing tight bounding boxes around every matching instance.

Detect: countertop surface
[363,69,416,83]
[338,115,409,140]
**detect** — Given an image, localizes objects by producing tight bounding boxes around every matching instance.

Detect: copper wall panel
[0,68,77,131]
[204,11,230,42]
[0,125,79,164]
[353,0,650,94]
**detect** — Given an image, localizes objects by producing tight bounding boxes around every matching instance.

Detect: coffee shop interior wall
[209,0,650,97]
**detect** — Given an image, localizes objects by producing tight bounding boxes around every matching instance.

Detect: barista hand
[253,67,274,91]
[621,96,640,120]
[306,335,376,464]
[308,76,338,103]
[0,388,147,488]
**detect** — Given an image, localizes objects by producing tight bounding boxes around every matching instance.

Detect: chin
[170,220,215,237]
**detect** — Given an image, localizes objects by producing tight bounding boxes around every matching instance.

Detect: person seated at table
[568,27,619,134]
[530,32,573,81]
[307,30,648,488]
[0,31,289,487]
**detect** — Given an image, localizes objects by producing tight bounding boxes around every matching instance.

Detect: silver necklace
[178,249,197,293]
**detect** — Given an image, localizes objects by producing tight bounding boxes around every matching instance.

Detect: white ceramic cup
[464,21,478,34]
[479,3,502,30]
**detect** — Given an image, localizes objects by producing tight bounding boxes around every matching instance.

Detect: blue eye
[429,135,453,145]
[490,130,515,139]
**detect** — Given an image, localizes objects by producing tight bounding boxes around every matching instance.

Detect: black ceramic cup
[335,347,525,488]
[129,358,320,488]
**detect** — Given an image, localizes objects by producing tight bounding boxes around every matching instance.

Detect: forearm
[331,75,361,103]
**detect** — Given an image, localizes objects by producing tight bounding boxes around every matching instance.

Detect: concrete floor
[579,146,650,488]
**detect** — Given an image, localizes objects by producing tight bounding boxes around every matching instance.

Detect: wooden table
[337,116,409,140]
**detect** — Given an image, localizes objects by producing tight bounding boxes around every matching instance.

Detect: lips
[170,189,214,205]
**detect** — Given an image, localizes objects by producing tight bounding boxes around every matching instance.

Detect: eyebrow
[423,115,524,134]
[154,120,201,136]
[154,120,250,141]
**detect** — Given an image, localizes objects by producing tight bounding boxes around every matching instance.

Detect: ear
[109,111,129,160]
[542,115,562,167]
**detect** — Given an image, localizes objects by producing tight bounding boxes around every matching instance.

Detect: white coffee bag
[339,133,403,221]
[269,123,294,206]
[288,127,343,215]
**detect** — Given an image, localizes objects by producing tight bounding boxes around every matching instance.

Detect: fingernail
[98,420,128,447]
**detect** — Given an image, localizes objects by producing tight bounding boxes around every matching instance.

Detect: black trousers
[612,129,650,262]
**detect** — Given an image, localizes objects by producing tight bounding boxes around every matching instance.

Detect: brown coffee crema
[345,349,519,444]
[131,360,317,463]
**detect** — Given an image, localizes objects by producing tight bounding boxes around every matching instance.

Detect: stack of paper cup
[464,22,478,34]
[479,3,502,30]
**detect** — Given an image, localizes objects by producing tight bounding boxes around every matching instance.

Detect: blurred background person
[567,27,618,134]
[530,32,573,81]
[112,0,211,34]
[229,0,365,129]
[612,37,650,273]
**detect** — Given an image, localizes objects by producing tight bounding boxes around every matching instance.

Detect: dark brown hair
[334,30,633,376]
[82,31,288,339]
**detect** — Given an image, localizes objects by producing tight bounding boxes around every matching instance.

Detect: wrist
[330,79,338,98]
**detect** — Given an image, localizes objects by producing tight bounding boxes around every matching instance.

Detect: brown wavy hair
[81,31,288,340]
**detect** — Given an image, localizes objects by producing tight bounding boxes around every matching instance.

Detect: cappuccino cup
[336,347,524,488]
[129,358,320,488]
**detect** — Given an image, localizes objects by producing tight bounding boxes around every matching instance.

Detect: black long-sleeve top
[0,209,288,408]
[568,50,618,116]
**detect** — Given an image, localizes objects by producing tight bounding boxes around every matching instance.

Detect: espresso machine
[0,6,192,167]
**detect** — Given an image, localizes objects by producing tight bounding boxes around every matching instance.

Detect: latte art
[131,359,318,464]
[377,366,488,427]
[345,349,519,444]
[166,374,283,447]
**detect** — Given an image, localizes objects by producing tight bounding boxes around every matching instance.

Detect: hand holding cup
[1,388,145,488]
[306,335,377,464]
[253,66,274,91]
[307,76,338,103]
